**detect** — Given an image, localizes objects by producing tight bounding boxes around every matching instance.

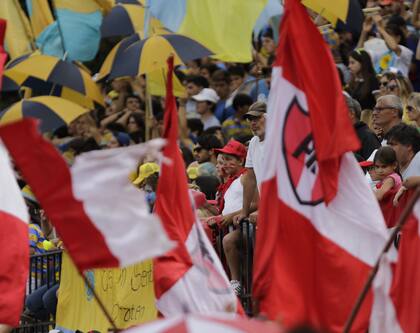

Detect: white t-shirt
[366,38,413,76]
[245,136,265,190]
[222,176,243,216]
[201,115,221,130]
[402,152,420,179]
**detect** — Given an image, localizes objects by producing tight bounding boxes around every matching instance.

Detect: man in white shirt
[234,102,266,224]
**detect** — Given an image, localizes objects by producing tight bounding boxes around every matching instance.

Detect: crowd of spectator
[2,0,420,331]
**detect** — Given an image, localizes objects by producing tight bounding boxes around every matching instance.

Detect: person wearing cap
[208,140,249,295]
[133,162,160,210]
[192,88,221,130]
[232,101,267,224]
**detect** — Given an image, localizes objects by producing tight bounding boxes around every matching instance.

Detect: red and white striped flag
[370,193,420,333]
[153,57,239,315]
[252,0,391,331]
[0,140,29,327]
[0,119,174,271]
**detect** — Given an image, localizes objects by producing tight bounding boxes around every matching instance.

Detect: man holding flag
[252,0,392,332]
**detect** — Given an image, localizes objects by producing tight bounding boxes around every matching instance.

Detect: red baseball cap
[214,140,247,159]
[359,160,374,167]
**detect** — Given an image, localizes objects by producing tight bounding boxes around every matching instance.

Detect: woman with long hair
[385,73,413,122]
[346,49,379,110]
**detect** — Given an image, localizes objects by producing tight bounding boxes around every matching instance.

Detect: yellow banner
[56,253,157,332]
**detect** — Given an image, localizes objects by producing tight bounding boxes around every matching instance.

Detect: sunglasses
[373,106,396,112]
[245,115,263,122]
[379,81,389,87]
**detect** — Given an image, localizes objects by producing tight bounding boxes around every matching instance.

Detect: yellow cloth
[56,253,157,332]
[0,0,34,58]
[302,0,349,26]
[28,0,54,38]
[178,0,267,63]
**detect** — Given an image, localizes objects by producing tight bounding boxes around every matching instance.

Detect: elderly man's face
[372,98,399,128]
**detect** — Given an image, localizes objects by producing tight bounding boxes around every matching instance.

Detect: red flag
[370,191,420,333]
[391,199,420,333]
[153,57,239,315]
[0,19,8,90]
[252,0,390,331]
[0,119,173,271]
[0,141,29,327]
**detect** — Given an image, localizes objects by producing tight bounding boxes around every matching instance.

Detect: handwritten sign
[56,253,157,332]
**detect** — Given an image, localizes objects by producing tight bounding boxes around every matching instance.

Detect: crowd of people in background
[2,0,420,329]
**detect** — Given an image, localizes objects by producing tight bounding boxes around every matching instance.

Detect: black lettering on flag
[292,133,318,174]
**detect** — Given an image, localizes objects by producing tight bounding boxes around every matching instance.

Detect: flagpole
[343,186,420,333]
[78,270,120,332]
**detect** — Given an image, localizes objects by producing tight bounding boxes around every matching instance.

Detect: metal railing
[213,219,256,315]
[12,321,55,333]
[239,219,255,315]
[27,250,62,295]
[13,251,63,333]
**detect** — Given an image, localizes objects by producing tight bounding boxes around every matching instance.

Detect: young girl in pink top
[373,146,402,202]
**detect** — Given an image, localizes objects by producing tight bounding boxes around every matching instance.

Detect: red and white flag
[252,0,391,331]
[0,140,29,327]
[370,193,420,333]
[153,57,239,315]
[0,119,174,271]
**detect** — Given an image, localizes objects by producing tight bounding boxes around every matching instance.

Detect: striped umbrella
[3,54,104,107]
[124,314,284,333]
[101,3,165,38]
[1,51,40,92]
[108,33,213,79]
[98,27,170,80]
[98,32,142,80]
[0,96,89,133]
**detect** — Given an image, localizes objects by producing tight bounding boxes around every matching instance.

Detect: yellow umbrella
[108,33,213,78]
[101,3,165,38]
[4,54,104,107]
[0,96,89,132]
[98,27,170,80]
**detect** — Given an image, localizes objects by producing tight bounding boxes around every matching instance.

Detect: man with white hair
[372,94,403,144]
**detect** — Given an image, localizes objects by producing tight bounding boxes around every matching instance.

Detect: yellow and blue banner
[56,253,157,332]
[148,0,268,63]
